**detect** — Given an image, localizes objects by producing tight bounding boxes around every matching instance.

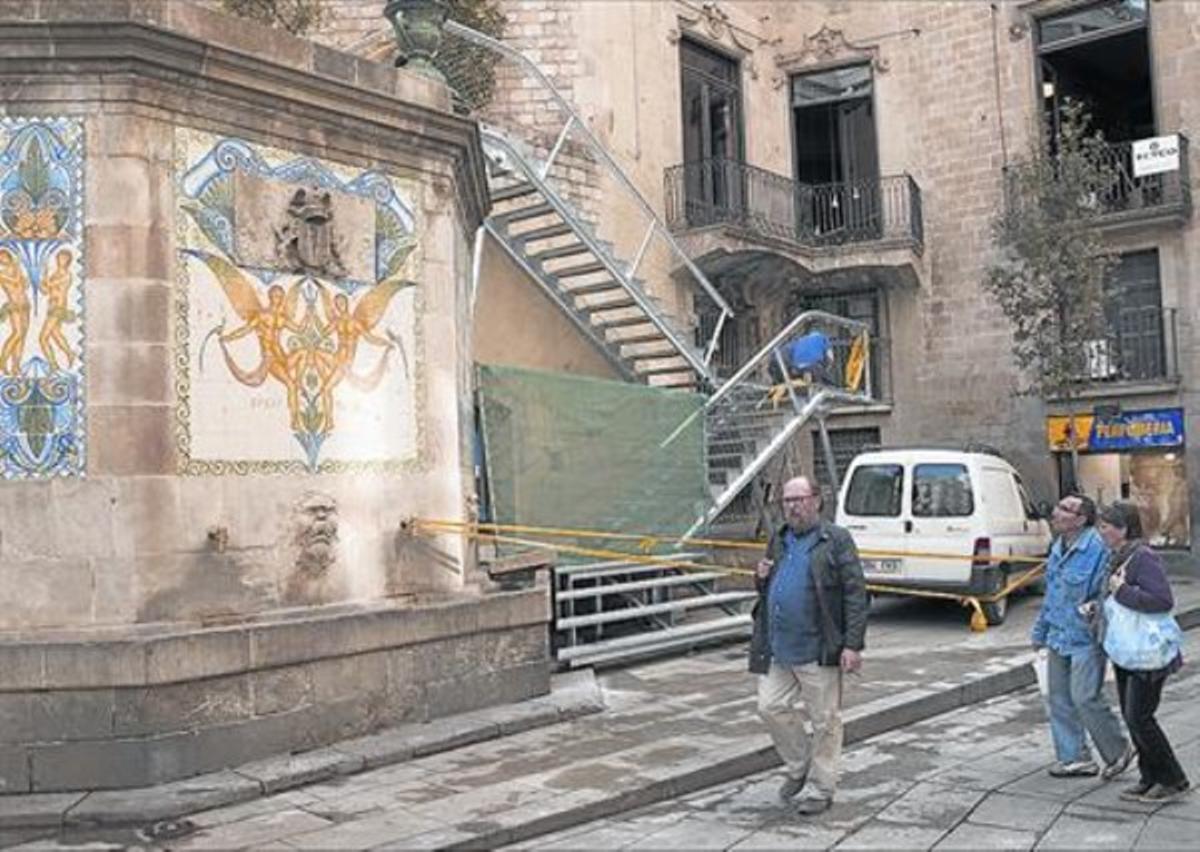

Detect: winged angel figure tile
[175,130,422,474]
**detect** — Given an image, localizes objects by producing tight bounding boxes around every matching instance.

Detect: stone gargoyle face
[293,492,339,573]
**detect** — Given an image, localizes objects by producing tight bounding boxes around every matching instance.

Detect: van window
[844,464,903,516]
[1013,473,1040,520]
[912,464,974,517]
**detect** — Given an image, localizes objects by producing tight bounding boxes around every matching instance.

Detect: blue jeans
[1045,647,1127,765]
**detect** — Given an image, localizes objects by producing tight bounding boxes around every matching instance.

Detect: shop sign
[1047,407,1185,452]
[1132,134,1181,178]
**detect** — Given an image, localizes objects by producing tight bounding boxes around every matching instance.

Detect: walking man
[1031,494,1134,779]
[750,475,868,815]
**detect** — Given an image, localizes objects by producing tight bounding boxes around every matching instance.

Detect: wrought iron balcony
[664,158,923,253]
[1076,306,1179,386]
[1093,135,1191,227]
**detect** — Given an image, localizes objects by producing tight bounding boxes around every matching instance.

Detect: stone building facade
[314,1,1198,545]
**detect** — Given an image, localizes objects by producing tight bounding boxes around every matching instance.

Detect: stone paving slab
[507,629,1200,852]
[9,569,1200,850]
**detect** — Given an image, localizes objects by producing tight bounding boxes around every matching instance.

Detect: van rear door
[906,461,978,585]
[839,461,907,580]
[980,464,1026,565]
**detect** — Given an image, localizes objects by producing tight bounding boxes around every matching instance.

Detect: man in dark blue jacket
[749,476,868,815]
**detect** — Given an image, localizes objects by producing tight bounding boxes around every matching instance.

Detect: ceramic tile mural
[0,118,85,479]
[175,130,423,474]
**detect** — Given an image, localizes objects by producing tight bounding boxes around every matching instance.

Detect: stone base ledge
[0,671,603,829]
[0,589,548,690]
[0,590,553,793]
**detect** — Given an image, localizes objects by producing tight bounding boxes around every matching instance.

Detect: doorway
[791,64,880,243]
[680,39,743,227]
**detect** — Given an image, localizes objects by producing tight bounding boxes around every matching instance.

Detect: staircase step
[613,330,671,346]
[637,364,693,377]
[491,181,539,203]
[554,261,608,279]
[557,614,753,667]
[556,556,702,581]
[583,296,637,313]
[495,202,556,224]
[562,280,623,298]
[532,242,593,262]
[518,221,575,243]
[594,314,654,331]
[555,571,726,601]
[556,591,755,630]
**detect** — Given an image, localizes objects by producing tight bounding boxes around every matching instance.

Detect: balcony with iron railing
[1074,306,1179,390]
[1094,135,1191,229]
[1006,135,1191,233]
[664,158,924,255]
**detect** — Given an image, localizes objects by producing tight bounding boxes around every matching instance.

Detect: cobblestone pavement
[509,629,1200,851]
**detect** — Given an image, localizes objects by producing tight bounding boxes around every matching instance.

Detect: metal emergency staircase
[444,21,873,666]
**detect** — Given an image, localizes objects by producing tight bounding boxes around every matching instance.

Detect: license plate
[864,558,901,575]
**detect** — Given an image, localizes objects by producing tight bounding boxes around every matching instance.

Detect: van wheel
[980,567,1009,626]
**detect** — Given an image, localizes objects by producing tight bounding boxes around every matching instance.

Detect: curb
[436,603,1200,851]
[0,671,604,832]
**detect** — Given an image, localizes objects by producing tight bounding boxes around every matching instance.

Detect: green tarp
[476,364,708,552]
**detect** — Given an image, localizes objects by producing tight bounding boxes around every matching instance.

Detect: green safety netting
[476,364,709,558]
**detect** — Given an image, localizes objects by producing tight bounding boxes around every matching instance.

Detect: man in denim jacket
[1031,494,1133,778]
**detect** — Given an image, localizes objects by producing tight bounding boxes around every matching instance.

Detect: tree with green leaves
[983,100,1120,490]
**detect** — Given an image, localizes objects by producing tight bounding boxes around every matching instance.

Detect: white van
[834,446,1051,625]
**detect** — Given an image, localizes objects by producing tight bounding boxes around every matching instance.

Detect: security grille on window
[811,427,881,491]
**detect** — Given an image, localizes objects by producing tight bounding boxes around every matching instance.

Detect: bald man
[749,475,868,816]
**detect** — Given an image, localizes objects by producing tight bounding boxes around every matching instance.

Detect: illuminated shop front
[1047,407,1188,548]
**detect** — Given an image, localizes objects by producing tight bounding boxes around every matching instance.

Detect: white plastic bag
[1033,648,1049,697]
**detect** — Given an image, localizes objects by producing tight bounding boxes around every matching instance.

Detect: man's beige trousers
[757,661,844,796]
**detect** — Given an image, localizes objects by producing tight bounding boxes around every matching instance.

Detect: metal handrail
[480,129,713,383]
[443,19,735,323]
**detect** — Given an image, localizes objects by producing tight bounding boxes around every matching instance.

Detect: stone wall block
[0,745,31,794]
[422,660,550,719]
[88,156,165,227]
[89,404,176,476]
[29,737,153,793]
[112,676,253,737]
[0,559,94,631]
[251,666,314,716]
[111,476,183,560]
[88,343,172,405]
[42,641,146,690]
[144,630,253,686]
[86,225,172,280]
[0,694,35,744]
[308,650,388,705]
[30,690,117,742]
[0,481,55,560]
[86,279,172,344]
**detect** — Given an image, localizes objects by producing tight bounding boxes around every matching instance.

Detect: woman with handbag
[1096,502,1190,803]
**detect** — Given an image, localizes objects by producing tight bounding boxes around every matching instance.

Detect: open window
[1037,0,1153,146]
